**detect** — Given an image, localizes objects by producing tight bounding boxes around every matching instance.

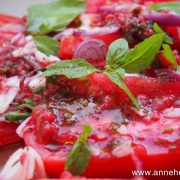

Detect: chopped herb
[153,23,173,44]
[162,44,178,70]
[65,125,92,176]
[18,98,34,110]
[5,112,30,122]
[33,86,45,94]
[152,2,180,14]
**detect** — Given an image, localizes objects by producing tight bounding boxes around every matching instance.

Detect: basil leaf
[27,0,85,35]
[42,59,100,78]
[162,44,178,70]
[65,125,92,176]
[34,36,59,56]
[104,70,139,109]
[18,98,34,110]
[152,2,180,14]
[33,86,45,94]
[18,104,33,110]
[106,38,129,68]
[78,125,92,142]
[153,23,173,44]
[25,98,34,106]
[120,33,165,73]
[115,67,126,79]
[5,112,30,122]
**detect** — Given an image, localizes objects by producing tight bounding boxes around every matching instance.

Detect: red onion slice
[168,70,180,81]
[0,76,20,114]
[155,69,180,81]
[53,28,75,41]
[73,39,106,61]
[145,13,180,26]
[73,26,120,37]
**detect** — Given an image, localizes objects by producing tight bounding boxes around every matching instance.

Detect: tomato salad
[0,0,180,179]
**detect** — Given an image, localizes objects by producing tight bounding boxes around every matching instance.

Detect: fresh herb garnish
[120,33,165,73]
[162,44,178,70]
[5,112,30,122]
[153,23,172,44]
[152,2,180,14]
[42,32,168,108]
[34,36,59,56]
[65,125,92,176]
[104,69,139,108]
[106,38,129,68]
[42,59,100,78]
[18,98,34,110]
[27,0,85,35]
[33,86,45,94]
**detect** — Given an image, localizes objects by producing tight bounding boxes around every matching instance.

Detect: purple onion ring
[73,39,106,61]
[155,69,180,81]
[145,12,180,26]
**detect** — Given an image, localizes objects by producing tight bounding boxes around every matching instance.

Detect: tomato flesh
[22,72,180,179]
[0,122,21,147]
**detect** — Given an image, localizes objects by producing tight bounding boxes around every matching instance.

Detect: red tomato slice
[23,107,180,179]
[22,72,180,179]
[59,36,84,59]
[0,122,22,147]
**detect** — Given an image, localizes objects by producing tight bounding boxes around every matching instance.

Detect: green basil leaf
[120,33,165,73]
[65,125,92,176]
[34,36,59,56]
[27,0,85,35]
[106,38,129,68]
[18,98,34,110]
[33,86,45,94]
[78,125,92,142]
[152,2,180,14]
[65,141,91,176]
[42,59,100,78]
[162,44,178,70]
[5,112,30,122]
[104,70,139,109]
[18,104,33,110]
[114,67,126,79]
[153,23,173,44]
[25,98,34,106]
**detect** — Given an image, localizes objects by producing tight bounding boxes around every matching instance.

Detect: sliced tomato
[22,70,180,179]
[0,122,22,147]
[86,0,106,13]
[59,36,84,59]
[23,105,180,179]
[88,73,180,101]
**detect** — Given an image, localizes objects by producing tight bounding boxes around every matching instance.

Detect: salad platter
[0,0,180,179]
